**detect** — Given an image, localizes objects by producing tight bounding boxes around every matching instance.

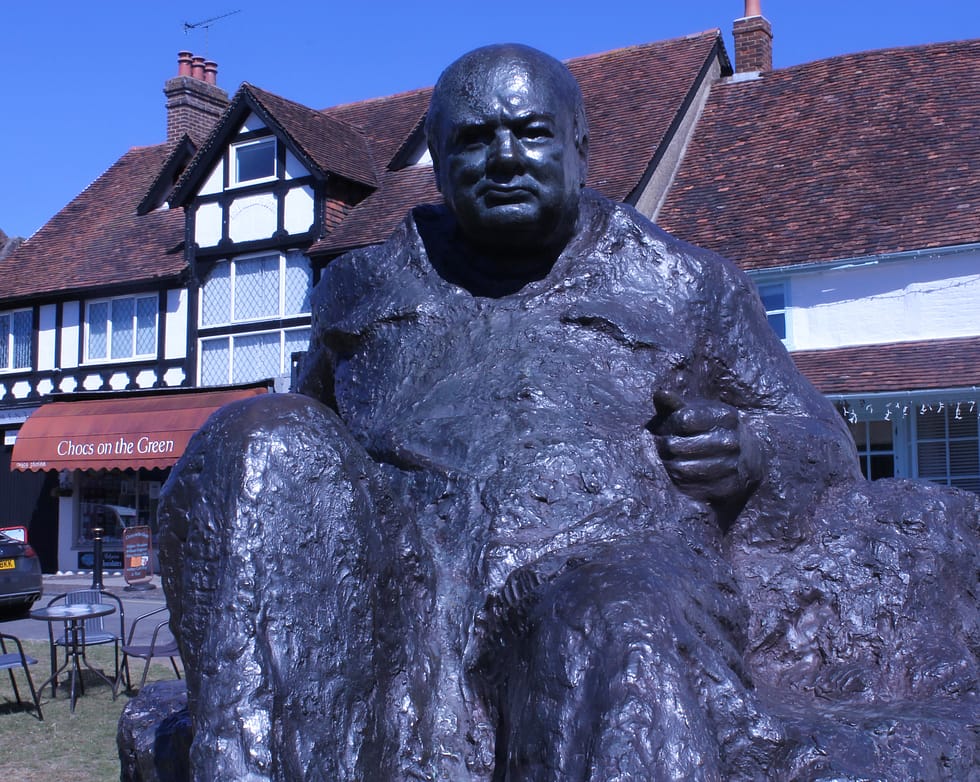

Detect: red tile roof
[245,85,379,188]
[0,145,185,302]
[659,39,980,271]
[791,337,980,394]
[323,87,433,171]
[309,31,723,256]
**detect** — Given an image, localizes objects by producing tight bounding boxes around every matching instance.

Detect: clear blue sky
[1,0,976,239]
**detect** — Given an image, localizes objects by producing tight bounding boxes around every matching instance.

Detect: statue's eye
[455,126,494,148]
[521,123,553,140]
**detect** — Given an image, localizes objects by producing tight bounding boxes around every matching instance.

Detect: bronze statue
[159,44,980,780]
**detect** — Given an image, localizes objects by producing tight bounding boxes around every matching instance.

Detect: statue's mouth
[481,185,535,206]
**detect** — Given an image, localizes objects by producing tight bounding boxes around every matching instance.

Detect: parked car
[0,530,43,616]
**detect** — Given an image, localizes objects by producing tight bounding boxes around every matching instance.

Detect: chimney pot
[177,51,193,77]
[165,52,230,146]
[744,0,762,17]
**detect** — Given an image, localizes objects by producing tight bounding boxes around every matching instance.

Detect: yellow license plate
[0,558,14,570]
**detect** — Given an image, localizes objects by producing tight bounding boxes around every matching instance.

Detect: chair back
[66,589,108,635]
[47,588,126,645]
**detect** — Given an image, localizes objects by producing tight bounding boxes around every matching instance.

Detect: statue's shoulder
[582,191,746,289]
[312,210,428,314]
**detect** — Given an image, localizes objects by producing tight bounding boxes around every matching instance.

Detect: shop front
[9,384,268,572]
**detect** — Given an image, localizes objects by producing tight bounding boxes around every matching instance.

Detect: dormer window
[233,137,277,185]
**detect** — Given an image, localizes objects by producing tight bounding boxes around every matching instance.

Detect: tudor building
[2,2,979,572]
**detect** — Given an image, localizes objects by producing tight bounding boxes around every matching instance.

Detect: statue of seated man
[159,44,980,781]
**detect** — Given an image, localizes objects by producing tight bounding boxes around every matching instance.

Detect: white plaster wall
[229,192,277,243]
[200,158,224,196]
[11,380,31,398]
[195,202,223,247]
[37,303,57,371]
[162,367,186,386]
[60,301,80,369]
[784,249,980,350]
[164,288,188,360]
[241,113,267,133]
[284,150,306,181]
[284,185,315,235]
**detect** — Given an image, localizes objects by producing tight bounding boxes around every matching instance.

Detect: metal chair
[45,588,125,692]
[118,605,181,693]
[0,631,43,720]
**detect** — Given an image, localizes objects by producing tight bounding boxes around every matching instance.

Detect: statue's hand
[648,391,762,512]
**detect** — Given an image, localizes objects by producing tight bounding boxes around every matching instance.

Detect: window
[0,308,31,370]
[232,137,277,185]
[85,295,157,362]
[757,282,787,340]
[849,420,896,480]
[76,470,165,546]
[198,250,313,386]
[915,406,980,493]
[200,251,311,327]
[200,327,310,385]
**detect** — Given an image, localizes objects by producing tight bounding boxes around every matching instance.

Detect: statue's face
[430,58,586,254]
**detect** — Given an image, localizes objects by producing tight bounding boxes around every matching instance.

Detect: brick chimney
[733,0,773,73]
[164,51,230,146]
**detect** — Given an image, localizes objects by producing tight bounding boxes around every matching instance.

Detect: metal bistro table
[29,602,118,712]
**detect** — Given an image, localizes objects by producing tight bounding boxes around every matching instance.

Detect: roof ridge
[318,84,434,116]
[565,29,720,66]
[764,36,980,77]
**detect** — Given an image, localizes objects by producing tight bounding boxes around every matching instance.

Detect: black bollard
[91,526,105,590]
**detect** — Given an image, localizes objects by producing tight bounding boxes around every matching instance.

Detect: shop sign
[78,550,124,570]
[123,526,154,585]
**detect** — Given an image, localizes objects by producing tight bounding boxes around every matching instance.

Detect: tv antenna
[183,10,241,55]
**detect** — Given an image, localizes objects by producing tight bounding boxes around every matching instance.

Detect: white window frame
[199,251,311,328]
[83,294,158,364]
[198,326,311,386]
[0,307,32,372]
[756,281,789,344]
[231,137,278,187]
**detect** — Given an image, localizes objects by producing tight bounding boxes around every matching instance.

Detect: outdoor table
[29,602,118,712]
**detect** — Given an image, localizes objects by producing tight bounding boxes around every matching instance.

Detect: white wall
[36,303,57,371]
[60,301,80,369]
[164,288,188,360]
[778,247,980,350]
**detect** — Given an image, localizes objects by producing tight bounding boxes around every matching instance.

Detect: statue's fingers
[671,403,739,434]
[656,431,740,459]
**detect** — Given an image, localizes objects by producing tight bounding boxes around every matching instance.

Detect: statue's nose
[488,129,522,172]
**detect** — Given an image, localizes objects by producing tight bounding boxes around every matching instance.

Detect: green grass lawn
[0,641,183,782]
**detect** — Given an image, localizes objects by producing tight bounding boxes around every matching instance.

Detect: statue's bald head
[425,44,589,160]
[424,44,589,259]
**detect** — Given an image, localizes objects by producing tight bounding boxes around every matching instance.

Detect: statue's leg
[158,393,384,781]
[485,540,785,782]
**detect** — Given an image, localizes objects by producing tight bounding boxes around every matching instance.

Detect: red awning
[10,387,267,472]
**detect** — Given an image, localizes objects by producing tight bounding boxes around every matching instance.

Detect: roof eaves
[169,85,253,206]
[624,32,728,208]
[137,135,197,215]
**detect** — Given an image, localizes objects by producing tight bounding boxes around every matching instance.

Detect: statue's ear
[428,143,443,193]
[577,133,589,187]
